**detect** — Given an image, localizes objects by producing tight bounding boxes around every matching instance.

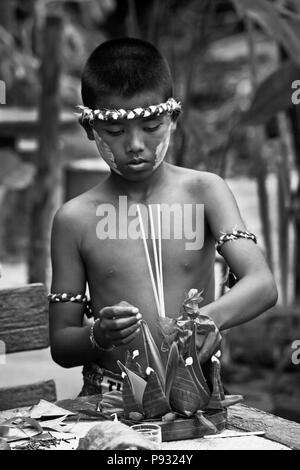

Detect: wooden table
[1,396,299,450]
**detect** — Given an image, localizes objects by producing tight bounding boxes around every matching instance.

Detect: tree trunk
[28,14,63,285]
[0,0,14,30]
[287,105,300,302]
[245,17,273,271]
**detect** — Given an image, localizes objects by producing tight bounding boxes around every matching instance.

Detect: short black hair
[81,37,174,109]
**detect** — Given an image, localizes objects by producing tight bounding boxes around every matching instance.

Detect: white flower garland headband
[76,97,182,125]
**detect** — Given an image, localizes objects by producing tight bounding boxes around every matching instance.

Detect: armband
[216,229,257,254]
[47,292,93,317]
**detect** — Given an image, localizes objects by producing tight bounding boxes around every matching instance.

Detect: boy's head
[79,38,181,181]
[81,37,174,110]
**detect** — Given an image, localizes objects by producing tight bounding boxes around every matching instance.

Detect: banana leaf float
[101,289,243,430]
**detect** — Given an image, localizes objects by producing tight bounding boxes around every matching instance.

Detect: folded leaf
[99,390,124,410]
[169,356,201,416]
[142,371,171,419]
[117,361,147,410]
[205,359,224,410]
[102,407,124,419]
[189,323,210,395]
[165,342,179,404]
[122,376,143,416]
[220,394,244,407]
[216,363,225,400]
[125,351,146,378]
[158,316,179,351]
[5,417,43,434]
[141,320,165,389]
[186,363,210,410]
[196,411,218,435]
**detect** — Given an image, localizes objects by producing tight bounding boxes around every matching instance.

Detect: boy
[49,38,278,396]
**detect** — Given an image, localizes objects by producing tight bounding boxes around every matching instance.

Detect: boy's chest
[80,197,213,286]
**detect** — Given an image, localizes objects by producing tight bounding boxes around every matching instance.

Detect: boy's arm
[197,173,278,362]
[49,206,101,367]
[203,173,278,330]
[49,207,141,368]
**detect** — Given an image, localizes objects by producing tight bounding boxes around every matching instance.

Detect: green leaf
[140,320,166,389]
[169,356,201,417]
[99,390,124,410]
[188,323,210,396]
[165,342,180,404]
[158,316,179,351]
[240,61,300,126]
[117,361,147,410]
[205,360,224,410]
[233,0,300,67]
[122,376,142,416]
[186,363,210,410]
[203,359,244,409]
[125,350,146,378]
[196,411,218,435]
[220,395,244,407]
[142,371,170,419]
[6,417,43,434]
[180,289,204,319]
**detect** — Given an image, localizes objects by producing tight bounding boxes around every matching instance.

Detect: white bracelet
[89,318,115,352]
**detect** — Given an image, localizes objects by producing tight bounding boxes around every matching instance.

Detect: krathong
[98,205,243,435]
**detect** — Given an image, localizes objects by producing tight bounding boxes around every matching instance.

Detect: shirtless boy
[49,38,278,395]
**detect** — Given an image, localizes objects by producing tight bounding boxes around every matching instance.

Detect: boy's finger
[109,323,140,344]
[113,327,141,346]
[199,331,220,364]
[105,314,142,331]
[100,306,139,318]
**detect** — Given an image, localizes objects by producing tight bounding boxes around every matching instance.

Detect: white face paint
[93,120,173,176]
[92,129,123,175]
[153,122,172,170]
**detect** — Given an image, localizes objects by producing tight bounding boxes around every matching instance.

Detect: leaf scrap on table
[0,400,77,443]
[30,399,76,419]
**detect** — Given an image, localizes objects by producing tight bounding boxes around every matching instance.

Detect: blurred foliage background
[0,0,300,420]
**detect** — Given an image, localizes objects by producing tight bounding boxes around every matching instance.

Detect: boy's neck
[108,162,168,202]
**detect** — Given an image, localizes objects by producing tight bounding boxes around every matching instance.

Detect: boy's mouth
[127,158,151,172]
[127,157,149,167]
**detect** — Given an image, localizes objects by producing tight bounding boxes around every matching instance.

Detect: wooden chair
[0,283,57,410]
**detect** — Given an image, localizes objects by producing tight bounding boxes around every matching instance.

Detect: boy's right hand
[94,301,142,349]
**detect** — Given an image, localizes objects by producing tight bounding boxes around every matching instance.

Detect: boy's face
[89,91,175,180]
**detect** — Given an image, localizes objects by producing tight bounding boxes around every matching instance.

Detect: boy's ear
[171,121,177,133]
[79,119,95,141]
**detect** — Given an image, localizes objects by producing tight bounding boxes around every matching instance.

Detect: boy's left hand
[195,315,222,364]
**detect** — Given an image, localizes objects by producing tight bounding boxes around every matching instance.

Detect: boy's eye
[143,124,162,132]
[105,129,124,136]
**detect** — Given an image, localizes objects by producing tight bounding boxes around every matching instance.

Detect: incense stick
[137,204,161,316]
[149,205,164,317]
[157,204,165,317]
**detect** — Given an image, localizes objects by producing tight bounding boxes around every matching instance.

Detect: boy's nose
[125,129,145,154]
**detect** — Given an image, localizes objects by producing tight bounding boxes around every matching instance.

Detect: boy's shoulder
[53,186,101,228]
[168,164,227,197]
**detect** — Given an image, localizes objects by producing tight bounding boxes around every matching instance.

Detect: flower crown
[76,97,182,125]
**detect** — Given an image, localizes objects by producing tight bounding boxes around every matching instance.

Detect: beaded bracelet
[90,318,115,352]
[216,229,257,254]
